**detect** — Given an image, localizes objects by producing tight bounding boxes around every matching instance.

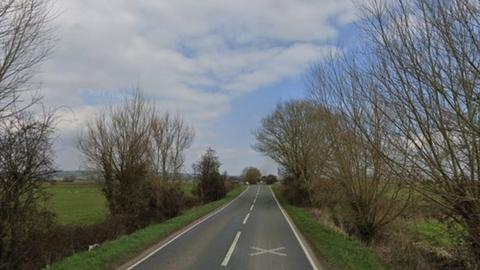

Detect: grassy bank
[273,188,386,270]
[49,186,246,270]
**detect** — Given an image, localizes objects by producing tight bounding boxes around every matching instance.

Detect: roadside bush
[145,180,185,222]
[183,194,200,209]
[263,174,278,185]
[196,174,226,203]
[374,228,434,270]
[371,220,470,270]
[1,208,55,270]
[193,148,226,202]
[24,214,131,268]
[311,177,342,210]
[224,178,239,193]
[0,113,57,270]
[282,175,311,206]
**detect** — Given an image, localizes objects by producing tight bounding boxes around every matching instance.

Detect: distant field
[180,181,195,195]
[45,182,107,225]
[46,181,197,225]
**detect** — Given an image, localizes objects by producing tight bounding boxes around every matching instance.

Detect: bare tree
[151,112,194,181]
[357,0,480,262]
[0,0,53,118]
[78,91,154,217]
[310,55,412,242]
[254,100,331,206]
[0,1,54,268]
[0,111,55,269]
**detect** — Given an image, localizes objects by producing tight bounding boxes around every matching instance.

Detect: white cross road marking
[249,246,286,257]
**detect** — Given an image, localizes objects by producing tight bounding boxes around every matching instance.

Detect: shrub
[282,175,311,206]
[263,174,278,185]
[145,180,185,222]
[0,113,57,270]
[193,148,226,202]
[224,178,239,193]
[21,214,131,268]
[183,194,200,209]
[311,177,342,210]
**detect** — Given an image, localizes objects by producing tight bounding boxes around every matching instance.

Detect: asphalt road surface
[128,185,318,270]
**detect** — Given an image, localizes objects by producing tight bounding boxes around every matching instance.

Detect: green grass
[49,186,246,270]
[180,181,196,195]
[45,182,107,225]
[409,219,463,248]
[45,181,197,225]
[273,188,386,270]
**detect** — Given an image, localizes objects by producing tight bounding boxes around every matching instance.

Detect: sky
[37,0,365,175]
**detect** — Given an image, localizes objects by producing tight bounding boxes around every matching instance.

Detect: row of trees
[241,166,277,185]
[79,91,231,218]
[79,92,198,220]
[0,0,229,268]
[256,0,480,266]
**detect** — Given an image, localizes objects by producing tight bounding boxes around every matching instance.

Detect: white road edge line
[126,187,250,270]
[221,231,242,266]
[270,186,320,270]
[242,213,250,224]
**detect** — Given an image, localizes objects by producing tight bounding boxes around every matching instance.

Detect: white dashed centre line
[243,213,250,224]
[250,204,254,211]
[221,231,242,267]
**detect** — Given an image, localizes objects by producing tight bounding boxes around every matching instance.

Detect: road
[127,185,318,270]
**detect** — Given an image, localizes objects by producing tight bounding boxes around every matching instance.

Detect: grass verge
[273,188,386,270]
[49,186,246,270]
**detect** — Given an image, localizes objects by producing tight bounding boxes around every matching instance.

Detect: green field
[46,181,198,225]
[45,182,108,225]
[180,181,196,195]
[50,186,246,270]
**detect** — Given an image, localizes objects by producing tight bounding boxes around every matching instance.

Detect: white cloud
[37,0,361,172]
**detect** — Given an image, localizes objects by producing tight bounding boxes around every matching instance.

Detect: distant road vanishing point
[125,185,319,270]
